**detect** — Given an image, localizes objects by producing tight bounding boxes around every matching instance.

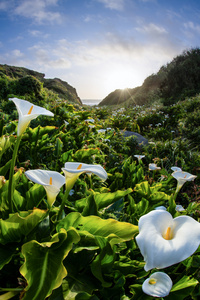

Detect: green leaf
[134,181,150,197]
[20,228,80,300]
[0,290,20,299]
[57,212,138,242]
[0,243,17,270]
[0,170,23,213]
[149,191,170,202]
[171,276,198,292]
[13,189,25,210]
[168,194,176,216]
[0,159,12,177]
[59,279,99,300]
[82,193,98,216]
[25,184,46,210]
[95,188,133,210]
[91,236,116,287]
[60,150,73,164]
[55,137,63,157]
[75,189,132,212]
[166,276,199,300]
[57,211,138,289]
[73,148,100,162]
[129,284,148,300]
[0,208,47,244]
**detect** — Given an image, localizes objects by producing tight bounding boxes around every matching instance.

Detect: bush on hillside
[161,48,200,105]
[0,74,45,103]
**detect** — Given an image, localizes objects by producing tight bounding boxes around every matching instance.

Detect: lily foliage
[0,96,200,299]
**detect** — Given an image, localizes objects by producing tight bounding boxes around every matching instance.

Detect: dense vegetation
[1,90,200,299]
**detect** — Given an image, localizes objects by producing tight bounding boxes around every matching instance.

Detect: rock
[121,130,148,146]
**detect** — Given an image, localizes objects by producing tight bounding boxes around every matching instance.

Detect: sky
[0,0,200,100]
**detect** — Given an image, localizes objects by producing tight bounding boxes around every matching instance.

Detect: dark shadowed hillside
[0,64,82,105]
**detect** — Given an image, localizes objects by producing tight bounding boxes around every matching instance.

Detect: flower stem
[57,189,70,220]
[8,135,22,212]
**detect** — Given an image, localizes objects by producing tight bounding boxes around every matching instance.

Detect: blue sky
[0,0,200,99]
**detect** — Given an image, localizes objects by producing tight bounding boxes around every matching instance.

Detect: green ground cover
[0,95,200,300]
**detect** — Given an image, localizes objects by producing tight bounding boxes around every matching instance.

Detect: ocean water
[81,99,101,106]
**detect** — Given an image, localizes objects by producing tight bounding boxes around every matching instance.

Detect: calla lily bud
[142,272,173,297]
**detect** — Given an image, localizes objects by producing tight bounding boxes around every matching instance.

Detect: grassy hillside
[0,64,82,105]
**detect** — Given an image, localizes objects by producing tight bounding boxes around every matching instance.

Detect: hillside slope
[0,64,82,105]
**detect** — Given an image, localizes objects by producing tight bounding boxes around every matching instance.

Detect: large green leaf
[91,188,132,210]
[25,184,46,210]
[57,212,138,242]
[20,228,80,300]
[166,276,199,300]
[91,236,116,287]
[0,208,47,244]
[82,193,99,216]
[171,276,198,291]
[75,188,133,212]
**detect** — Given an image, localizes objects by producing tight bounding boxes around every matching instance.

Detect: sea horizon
[81,99,101,106]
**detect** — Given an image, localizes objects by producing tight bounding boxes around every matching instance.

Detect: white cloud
[12,49,24,57]
[96,0,125,11]
[13,0,62,24]
[29,30,50,38]
[28,44,71,69]
[136,23,167,35]
[184,21,200,34]
[29,30,43,37]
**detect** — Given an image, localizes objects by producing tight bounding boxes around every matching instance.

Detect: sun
[103,65,141,95]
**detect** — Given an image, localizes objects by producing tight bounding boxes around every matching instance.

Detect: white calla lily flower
[9,98,54,136]
[142,272,173,297]
[149,163,161,171]
[171,166,182,172]
[134,155,145,162]
[85,118,95,123]
[172,171,197,193]
[97,129,106,133]
[136,210,200,271]
[25,170,65,207]
[155,206,167,211]
[176,205,185,212]
[64,120,69,126]
[62,162,107,192]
